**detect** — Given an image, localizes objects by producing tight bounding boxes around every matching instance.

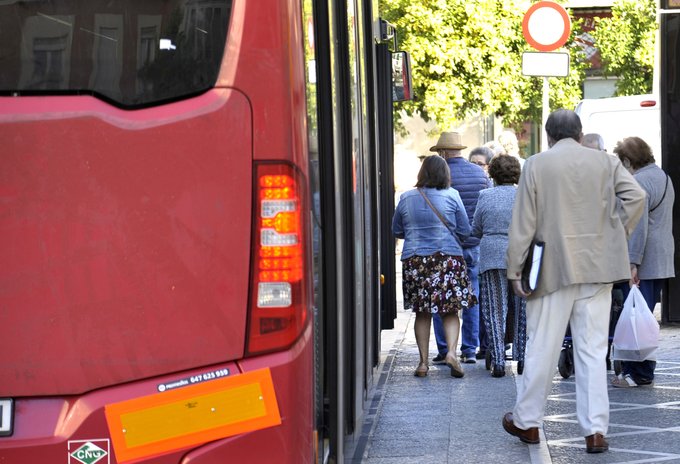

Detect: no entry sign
[522,1,571,51]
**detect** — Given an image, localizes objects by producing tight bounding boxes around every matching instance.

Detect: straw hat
[429,132,467,151]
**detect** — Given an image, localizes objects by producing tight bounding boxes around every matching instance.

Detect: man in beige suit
[501,110,645,453]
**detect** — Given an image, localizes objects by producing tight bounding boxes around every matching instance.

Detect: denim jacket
[392,187,470,260]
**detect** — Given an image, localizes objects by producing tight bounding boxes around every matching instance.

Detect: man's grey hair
[545,109,582,143]
[582,133,605,151]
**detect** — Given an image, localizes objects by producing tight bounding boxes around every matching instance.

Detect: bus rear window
[0,1,232,108]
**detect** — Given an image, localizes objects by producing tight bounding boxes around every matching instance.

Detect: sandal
[445,353,464,378]
[414,363,429,377]
[611,374,638,388]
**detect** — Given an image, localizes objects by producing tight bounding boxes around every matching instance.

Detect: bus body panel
[0,327,312,463]
[0,89,253,396]
[1,0,322,462]
[221,0,308,169]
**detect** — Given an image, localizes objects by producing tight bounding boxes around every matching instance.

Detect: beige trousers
[513,283,612,436]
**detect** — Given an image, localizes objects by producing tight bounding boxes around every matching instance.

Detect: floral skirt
[402,252,477,315]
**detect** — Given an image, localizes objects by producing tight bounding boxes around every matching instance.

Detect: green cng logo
[68,440,110,464]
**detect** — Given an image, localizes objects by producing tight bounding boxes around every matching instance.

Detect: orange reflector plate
[105,368,281,462]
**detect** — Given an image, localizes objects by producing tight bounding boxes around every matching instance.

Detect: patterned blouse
[471,185,517,274]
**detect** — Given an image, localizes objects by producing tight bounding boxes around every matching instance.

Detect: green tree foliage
[591,0,656,95]
[381,0,587,129]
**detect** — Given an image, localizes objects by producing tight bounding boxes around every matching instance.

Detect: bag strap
[649,175,669,213]
[417,188,462,248]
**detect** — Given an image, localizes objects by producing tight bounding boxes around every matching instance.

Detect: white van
[575,94,661,163]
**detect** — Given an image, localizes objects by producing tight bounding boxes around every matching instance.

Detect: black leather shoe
[492,365,505,378]
[432,353,447,364]
[502,412,539,444]
[585,433,609,453]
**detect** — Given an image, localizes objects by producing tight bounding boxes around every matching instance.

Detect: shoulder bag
[417,188,462,248]
[649,174,669,214]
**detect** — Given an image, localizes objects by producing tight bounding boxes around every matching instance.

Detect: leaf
[381,0,589,128]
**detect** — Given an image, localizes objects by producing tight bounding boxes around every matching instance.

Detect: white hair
[582,133,605,151]
[498,131,519,156]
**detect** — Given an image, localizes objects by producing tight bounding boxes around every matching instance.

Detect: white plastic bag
[612,286,659,361]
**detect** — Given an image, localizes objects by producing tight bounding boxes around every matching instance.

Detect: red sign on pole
[522,1,572,52]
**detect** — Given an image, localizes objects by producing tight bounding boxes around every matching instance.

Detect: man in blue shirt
[430,132,488,364]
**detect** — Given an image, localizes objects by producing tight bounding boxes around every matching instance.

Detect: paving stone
[348,266,680,464]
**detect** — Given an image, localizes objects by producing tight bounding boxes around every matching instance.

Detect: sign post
[522,1,572,152]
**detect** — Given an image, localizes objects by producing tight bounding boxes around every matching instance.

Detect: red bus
[0,1,406,462]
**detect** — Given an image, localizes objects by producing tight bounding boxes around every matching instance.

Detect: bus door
[660,2,680,322]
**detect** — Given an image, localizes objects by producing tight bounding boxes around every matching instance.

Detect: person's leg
[414,312,432,374]
[570,283,612,437]
[479,271,493,358]
[638,279,662,310]
[478,311,489,358]
[460,246,480,360]
[495,273,509,369]
[432,313,448,358]
[513,286,574,430]
[512,291,527,365]
[442,312,464,377]
[442,313,461,357]
[481,270,507,370]
[479,271,497,366]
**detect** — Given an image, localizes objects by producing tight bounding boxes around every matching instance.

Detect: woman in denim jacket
[392,155,477,378]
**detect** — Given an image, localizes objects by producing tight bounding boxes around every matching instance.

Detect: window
[31,35,67,89]
[0,1,232,107]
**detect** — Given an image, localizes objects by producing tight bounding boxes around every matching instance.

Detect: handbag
[649,174,669,213]
[611,286,659,361]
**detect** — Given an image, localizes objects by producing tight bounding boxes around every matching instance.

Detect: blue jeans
[434,246,480,357]
[620,279,664,384]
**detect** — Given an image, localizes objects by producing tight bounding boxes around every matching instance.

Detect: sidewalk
[349,265,680,464]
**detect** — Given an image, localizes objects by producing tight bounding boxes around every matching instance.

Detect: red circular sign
[522,1,571,52]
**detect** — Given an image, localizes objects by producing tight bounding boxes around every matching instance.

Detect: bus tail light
[246,163,309,355]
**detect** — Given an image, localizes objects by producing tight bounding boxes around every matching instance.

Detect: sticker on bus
[67,439,110,464]
[157,367,230,392]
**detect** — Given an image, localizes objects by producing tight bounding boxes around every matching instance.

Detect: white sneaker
[611,374,638,388]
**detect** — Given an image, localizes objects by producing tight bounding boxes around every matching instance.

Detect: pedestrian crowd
[391,109,675,454]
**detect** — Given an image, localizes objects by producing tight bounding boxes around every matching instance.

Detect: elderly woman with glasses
[469,146,495,188]
[468,146,494,171]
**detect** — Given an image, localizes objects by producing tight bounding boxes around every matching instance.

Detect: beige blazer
[507,138,645,299]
